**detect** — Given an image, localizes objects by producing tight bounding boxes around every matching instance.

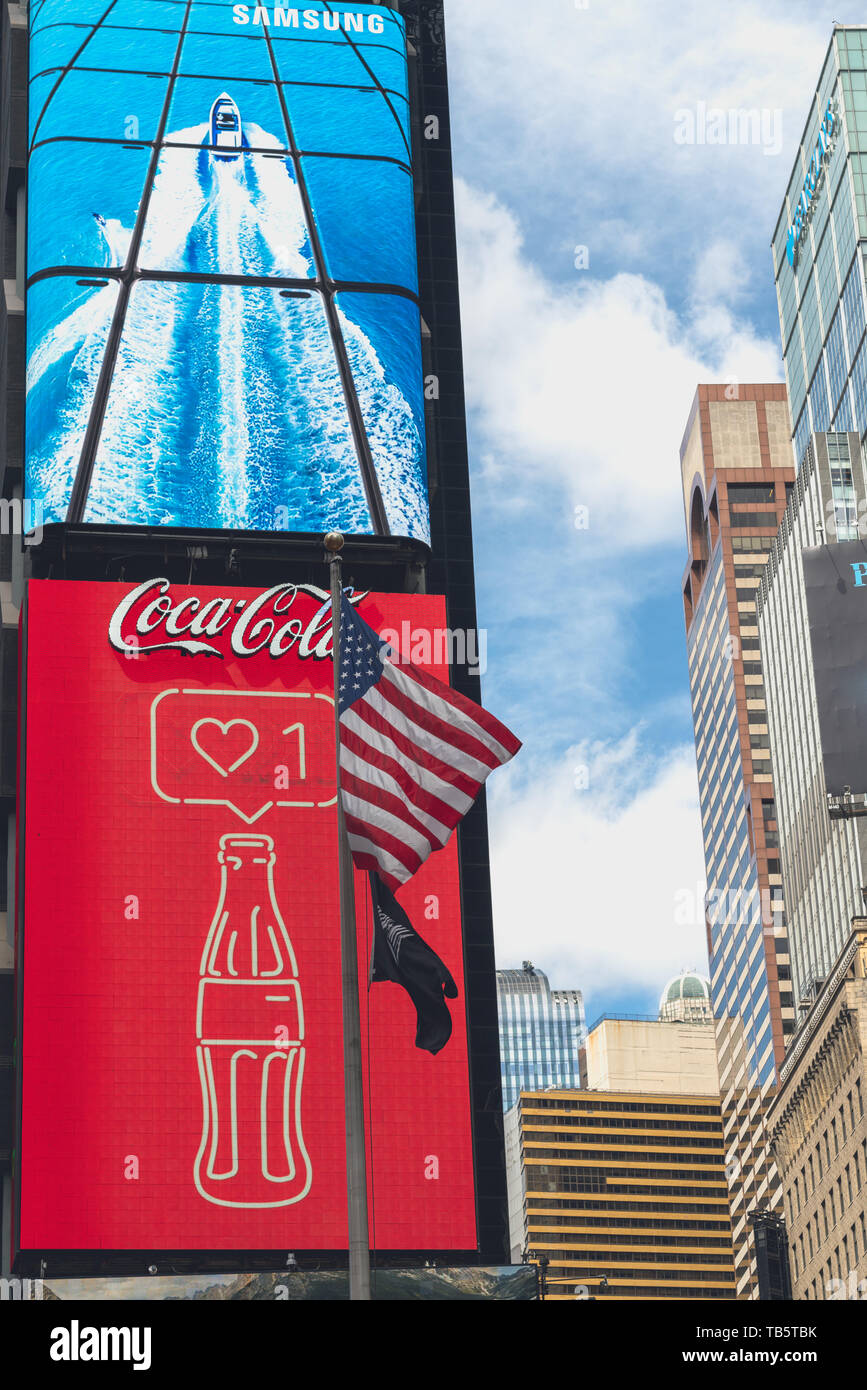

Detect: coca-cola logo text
[108,579,364,660]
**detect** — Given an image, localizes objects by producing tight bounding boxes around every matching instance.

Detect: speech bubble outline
[150,688,336,823]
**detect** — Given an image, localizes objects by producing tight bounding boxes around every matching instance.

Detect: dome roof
[659,971,711,1018]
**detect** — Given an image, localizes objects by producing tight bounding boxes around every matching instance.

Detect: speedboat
[209,93,242,160]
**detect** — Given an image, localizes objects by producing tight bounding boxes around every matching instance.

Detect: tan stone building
[506,993,737,1300]
[767,921,867,1299]
[582,977,718,1097]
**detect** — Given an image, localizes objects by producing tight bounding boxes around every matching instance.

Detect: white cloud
[690,238,754,311]
[442,0,824,1010]
[455,179,783,552]
[454,182,773,990]
[445,0,831,229]
[488,732,708,1005]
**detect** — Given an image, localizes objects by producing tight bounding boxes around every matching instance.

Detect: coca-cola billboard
[15,579,475,1259]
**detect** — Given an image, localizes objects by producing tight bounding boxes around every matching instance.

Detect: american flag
[336,595,521,891]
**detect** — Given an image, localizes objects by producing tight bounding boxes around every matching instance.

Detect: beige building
[767,921,867,1300]
[506,983,737,1299]
[585,1018,719,1096]
[586,974,718,1096]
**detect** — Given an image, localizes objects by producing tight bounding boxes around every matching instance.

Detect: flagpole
[325,530,372,1302]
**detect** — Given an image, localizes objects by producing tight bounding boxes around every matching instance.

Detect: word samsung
[108,578,365,661]
[787,100,836,268]
[233,6,387,30]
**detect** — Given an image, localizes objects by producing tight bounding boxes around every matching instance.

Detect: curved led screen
[26,1,428,541]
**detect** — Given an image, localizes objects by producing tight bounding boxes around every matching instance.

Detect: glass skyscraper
[496,963,586,1112]
[680,384,796,1298]
[773,27,867,472]
[757,431,867,1012]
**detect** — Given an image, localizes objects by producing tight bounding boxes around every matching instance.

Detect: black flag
[368,872,458,1055]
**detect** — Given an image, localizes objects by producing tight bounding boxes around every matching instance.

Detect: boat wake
[27,117,429,540]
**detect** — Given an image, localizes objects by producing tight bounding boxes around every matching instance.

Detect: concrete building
[680,383,797,1297]
[756,431,867,1012]
[585,1017,718,1099]
[767,920,867,1300]
[511,1089,736,1301]
[496,962,586,1111]
[506,1004,736,1300]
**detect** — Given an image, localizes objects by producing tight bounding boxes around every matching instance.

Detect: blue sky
[443,0,852,1022]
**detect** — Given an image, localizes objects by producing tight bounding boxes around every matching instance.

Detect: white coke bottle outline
[194,832,313,1208]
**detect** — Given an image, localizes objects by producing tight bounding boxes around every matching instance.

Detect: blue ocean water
[31,67,171,147]
[27,1,429,541]
[303,156,417,289]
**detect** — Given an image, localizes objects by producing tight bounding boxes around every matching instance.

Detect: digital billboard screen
[46,1266,540,1300]
[27,2,428,541]
[803,538,867,796]
[16,579,475,1260]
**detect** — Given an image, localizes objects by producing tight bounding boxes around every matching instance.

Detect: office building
[756,431,867,1011]
[496,962,586,1111]
[772,27,867,470]
[761,30,867,1299]
[585,998,718,1098]
[753,429,867,1298]
[506,1008,736,1300]
[766,919,867,1300]
[680,383,797,1297]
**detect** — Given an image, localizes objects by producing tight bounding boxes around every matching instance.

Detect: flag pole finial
[324,530,345,554]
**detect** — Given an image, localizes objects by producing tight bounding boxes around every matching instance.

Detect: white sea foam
[29,117,427,538]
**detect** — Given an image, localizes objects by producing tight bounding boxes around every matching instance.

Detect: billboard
[803,539,867,796]
[27,2,427,541]
[16,579,475,1261]
[46,1267,539,1300]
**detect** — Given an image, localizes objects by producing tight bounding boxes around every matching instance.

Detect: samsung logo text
[50,1321,152,1371]
[233,6,386,31]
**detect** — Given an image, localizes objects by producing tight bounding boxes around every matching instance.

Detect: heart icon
[190,718,260,778]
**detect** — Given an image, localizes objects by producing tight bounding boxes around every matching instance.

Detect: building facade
[762,29,867,1300]
[772,27,867,471]
[583,1014,719,1097]
[507,1013,735,1300]
[496,962,586,1111]
[680,383,797,1297]
[767,921,867,1300]
[1,0,512,1275]
[756,431,867,1012]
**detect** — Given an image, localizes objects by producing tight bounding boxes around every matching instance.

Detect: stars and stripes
[336,594,521,891]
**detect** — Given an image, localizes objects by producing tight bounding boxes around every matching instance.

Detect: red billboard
[16,578,476,1258]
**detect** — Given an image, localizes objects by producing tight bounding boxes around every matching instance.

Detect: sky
[442,0,854,1023]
